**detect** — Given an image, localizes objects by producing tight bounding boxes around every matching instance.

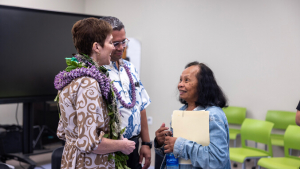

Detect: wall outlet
[147,116,153,125]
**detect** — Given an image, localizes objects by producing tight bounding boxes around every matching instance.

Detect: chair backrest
[222,106,246,125]
[284,125,300,159]
[241,118,274,156]
[51,146,64,169]
[265,110,296,130]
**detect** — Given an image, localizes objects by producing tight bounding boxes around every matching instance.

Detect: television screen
[0,5,101,103]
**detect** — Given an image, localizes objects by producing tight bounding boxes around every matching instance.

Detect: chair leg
[234,139,236,147]
[265,144,267,151]
[258,166,261,169]
[252,158,257,169]
[242,161,246,169]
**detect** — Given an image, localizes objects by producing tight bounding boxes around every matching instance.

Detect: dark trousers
[127,136,142,169]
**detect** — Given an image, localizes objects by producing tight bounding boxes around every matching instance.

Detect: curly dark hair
[179,61,228,108]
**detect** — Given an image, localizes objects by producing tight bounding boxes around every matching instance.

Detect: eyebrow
[113,38,126,43]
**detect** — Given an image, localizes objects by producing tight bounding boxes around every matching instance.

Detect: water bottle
[166,152,179,169]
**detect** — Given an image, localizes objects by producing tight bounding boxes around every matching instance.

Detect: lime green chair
[265,110,296,146]
[230,118,274,169]
[222,106,246,147]
[258,125,300,169]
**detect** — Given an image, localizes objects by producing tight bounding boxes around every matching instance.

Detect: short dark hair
[100,16,125,31]
[179,61,228,108]
[71,17,112,56]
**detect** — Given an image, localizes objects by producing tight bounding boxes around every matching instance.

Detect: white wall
[0,0,85,125]
[84,0,300,140]
[1,0,300,143]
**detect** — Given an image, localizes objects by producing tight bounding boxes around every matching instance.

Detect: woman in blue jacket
[155,61,231,169]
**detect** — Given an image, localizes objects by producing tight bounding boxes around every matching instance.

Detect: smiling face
[178,65,200,104]
[96,34,114,66]
[111,28,126,62]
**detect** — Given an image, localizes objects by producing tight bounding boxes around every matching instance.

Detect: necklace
[54,65,111,99]
[74,55,136,109]
[112,63,136,109]
[54,54,130,169]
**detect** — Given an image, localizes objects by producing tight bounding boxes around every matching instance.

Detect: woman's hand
[120,138,136,155]
[164,136,177,153]
[155,123,171,147]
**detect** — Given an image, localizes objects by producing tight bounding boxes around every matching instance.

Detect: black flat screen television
[0,5,102,103]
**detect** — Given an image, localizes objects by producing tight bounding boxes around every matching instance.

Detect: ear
[92,42,102,53]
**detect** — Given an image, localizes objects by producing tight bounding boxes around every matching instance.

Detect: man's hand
[140,109,151,168]
[139,145,151,169]
[164,136,177,154]
[155,123,171,147]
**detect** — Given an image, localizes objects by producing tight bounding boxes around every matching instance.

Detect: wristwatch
[142,141,152,149]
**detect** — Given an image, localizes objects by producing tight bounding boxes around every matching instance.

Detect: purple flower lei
[54,66,111,99]
[54,56,136,109]
[115,64,136,109]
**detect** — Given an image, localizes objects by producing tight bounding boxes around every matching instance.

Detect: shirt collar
[179,105,205,111]
[110,59,124,70]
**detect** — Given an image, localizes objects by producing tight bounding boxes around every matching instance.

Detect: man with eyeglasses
[101,16,152,169]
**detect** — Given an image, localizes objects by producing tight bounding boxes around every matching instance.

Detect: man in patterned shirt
[101,16,152,169]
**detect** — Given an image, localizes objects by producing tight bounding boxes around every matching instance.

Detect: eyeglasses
[113,38,129,47]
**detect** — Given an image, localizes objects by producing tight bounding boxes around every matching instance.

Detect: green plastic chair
[222,106,246,147]
[230,118,274,169]
[265,110,296,146]
[257,125,300,169]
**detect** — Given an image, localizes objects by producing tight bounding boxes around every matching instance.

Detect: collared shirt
[155,105,231,169]
[104,59,151,139]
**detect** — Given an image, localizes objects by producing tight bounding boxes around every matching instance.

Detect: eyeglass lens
[113,39,129,47]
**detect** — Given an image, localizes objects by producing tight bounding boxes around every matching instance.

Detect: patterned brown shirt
[57,77,115,169]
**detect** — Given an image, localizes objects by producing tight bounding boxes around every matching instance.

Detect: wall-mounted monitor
[0,5,102,103]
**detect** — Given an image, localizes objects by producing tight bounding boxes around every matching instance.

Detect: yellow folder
[172,110,210,164]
